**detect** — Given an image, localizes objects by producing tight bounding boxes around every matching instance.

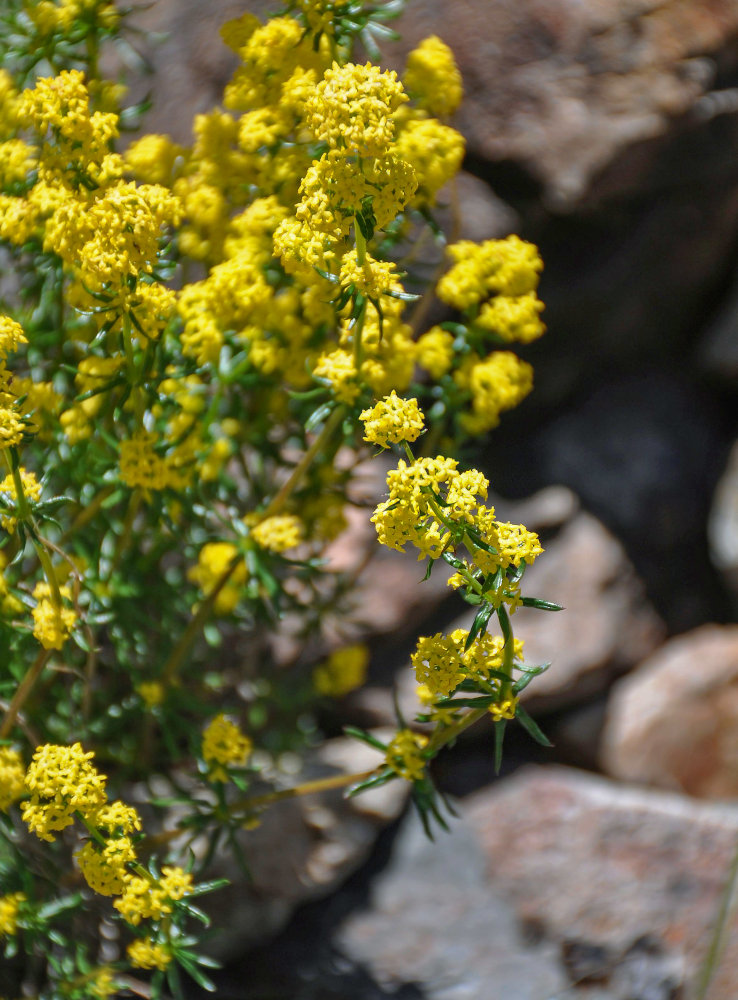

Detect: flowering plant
[0,0,558,995]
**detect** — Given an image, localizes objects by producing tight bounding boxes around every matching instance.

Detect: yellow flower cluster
[22,743,107,841]
[383,729,429,782]
[76,836,136,896]
[114,866,193,926]
[251,514,304,553]
[137,680,165,709]
[0,316,27,358]
[127,937,172,971]
[411,629,526,699]
[438,236,543,309]
[187,542,248,616]
[360,392,425,449]
[455,350,534,434]
[0,468,41,533]
[371,454,543,583]
[27,0,119,36]
[31,582,77,650]
[202,713,253,782]
[306,62,407,157]
[394,115,465,207]
[313,644,369,696]
[0,892,25,936]
[0,747,25,811]
[403,36,463,118]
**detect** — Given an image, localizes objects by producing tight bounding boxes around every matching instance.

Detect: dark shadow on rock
[184,815,426,1000]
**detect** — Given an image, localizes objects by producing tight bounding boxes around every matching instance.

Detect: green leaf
[343,726,387,751]
[493,720,507,774]
[305,402,334,433]
[186,878,230,898]
[521,597,564,611]
[347,770,394,797]
[515,706,553,747]
[465,602,493,650]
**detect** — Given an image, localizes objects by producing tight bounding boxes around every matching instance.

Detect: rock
[465,765,738,1000]
[601,624,738,798]
[383,0,738,207]
[155,734,407,960]
[334,806,598,1000]
[709,440,738,603]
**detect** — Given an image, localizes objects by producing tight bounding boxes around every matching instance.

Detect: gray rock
[335,807,593,1000]
[601,624,738,798]
[466,765,738,999]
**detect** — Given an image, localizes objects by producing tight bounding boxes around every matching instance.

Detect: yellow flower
[114,866,192,926]
[187,542,247,616]
[0,316,27,359]
[384,729,429,782]
[306,62,407,156]
[0,468,41,533]
[360,392,425,449]
[31,582,77,650]
[0,747,25,812]
[395,116,464,205]
[23,743,107,841]
[476,292,545,344]
[313,644,369,697]
[437,236,543,311]
[411,632,465,697]
[202,714,252,781]
[489,697,518,722]
[404,36,463,117]
[137,681,165,709]
[251,514,303,553]
[76,836,136,896]
[127,937,172,971]
[0,892,25,936]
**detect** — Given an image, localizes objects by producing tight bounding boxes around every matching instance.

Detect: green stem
[161,408,346,685]
[695,834,738,1000]
[0,649,52,739]
[235,768,377,812]
[427,706,489,755]
[354,217,367,266]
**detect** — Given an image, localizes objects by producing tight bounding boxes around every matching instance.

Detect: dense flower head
[0,747,25,811]
[128,937,172,971]
[339,250,401,299]
[404,36,463,118]
[113,866,193,926]
[23,742,107,841]
[251,514,304,553]
[411,632,465,696]
[438,236,543,311]
[0,365,25,450]
[395,116,465,205]
[31,582,77,650]
[306,62,407,157]
[416,326,455,380]
[476,292,545,344]
[360,392,425,448]
[0,892,25,936]
[313,644,369,696]
[223,15,328,111]
[124,133,184,186]
[202,714,253,781]
[0,467,42,533]
[92,799,143,836]
[76,836,136,896]
[457,351,534,434]
[188,542,248,616]
[0,316,27,358]
[383,729,428,782]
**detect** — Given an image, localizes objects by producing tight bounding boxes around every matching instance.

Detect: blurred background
[118,1,738,997]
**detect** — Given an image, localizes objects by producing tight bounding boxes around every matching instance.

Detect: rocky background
[122,1,738,997]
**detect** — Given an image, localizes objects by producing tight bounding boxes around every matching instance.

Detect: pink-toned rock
[601,624,738,798]
[466,765,738,1000]
[383,0,738,204]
